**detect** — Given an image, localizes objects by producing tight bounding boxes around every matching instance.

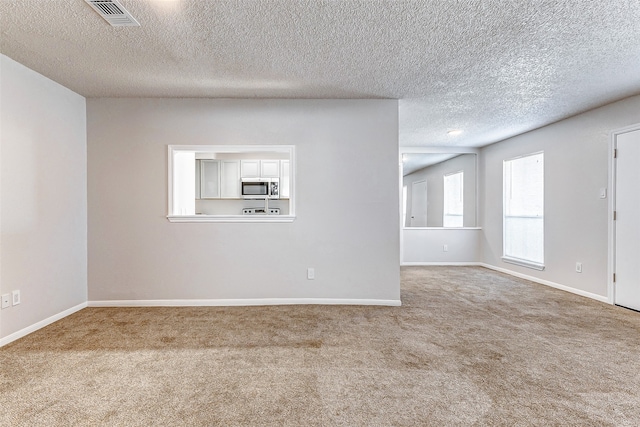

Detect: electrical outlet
[443,244,448,252]
[307,268,315,280]
[1,294,10,309]
[12,290,20,306]
[576,262,582,273]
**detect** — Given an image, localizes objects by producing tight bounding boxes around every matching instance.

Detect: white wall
[87,99,400,304]
[403,154,477,227]
[480,95,640,299]
[401,153,480,264]
[0,55,87,340]
[402,228,481,264]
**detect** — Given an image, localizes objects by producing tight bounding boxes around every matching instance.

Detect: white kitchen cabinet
[261,160,280,178]
[280,160,290,199]
[220,160,240,198]
[200,160,220,199]
[203,158,284,199]
[241,160,260,178]
[241,159,281,178]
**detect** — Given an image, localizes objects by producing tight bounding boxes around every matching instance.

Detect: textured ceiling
[1,0,640,148]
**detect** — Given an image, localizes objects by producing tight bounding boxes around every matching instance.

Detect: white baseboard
[0,302,87,347]
[89,298,402,308]
[402,262,482,266]
[479,263,610,303]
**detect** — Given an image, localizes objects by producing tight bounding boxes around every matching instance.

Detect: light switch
[600,188,607,199]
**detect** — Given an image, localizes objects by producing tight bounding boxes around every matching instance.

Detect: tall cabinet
[198,160,240,199]
[200,160,220,199]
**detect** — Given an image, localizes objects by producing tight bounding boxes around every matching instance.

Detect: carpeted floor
[1,266,640,426]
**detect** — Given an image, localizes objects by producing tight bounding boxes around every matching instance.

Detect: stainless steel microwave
[241,178,279,199]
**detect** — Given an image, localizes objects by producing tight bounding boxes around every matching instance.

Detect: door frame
[608,123,640,305]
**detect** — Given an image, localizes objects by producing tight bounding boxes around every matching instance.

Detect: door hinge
[614,148,617,158]
[614,211,617,220]
[613,273,616,283]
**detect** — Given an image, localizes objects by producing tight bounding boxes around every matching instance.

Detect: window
[503,152,544,269]
[443,171,463,227]
[168,145,295,222]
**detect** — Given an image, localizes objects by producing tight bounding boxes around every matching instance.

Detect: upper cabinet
[220,160,240,199]
[240,160,260,178]
[200,160,220,199]
[261,160,280,178]
[241,160,280,178]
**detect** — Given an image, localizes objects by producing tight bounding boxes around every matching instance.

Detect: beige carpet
[1,266,640,426]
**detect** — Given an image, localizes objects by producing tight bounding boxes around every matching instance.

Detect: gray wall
[480,94,640,298]
[87,99,400,303]
[0,55,87,339]
[403,154,477,227]
[402,228,481,264]
[401,154,480,265]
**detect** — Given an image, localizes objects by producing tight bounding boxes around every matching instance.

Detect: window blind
[443,171,463,228]
[503,152,544,268]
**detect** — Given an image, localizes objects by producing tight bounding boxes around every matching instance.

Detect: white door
[615,128,640,310]
[410,180,427,227]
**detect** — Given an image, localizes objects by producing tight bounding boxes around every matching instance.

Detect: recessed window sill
[502,256,545,271]
[167,215,296,223]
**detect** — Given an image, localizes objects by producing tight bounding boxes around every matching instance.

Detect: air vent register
[85,0,140,27]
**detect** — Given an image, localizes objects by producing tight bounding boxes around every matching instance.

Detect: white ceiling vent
[85,0,140,27]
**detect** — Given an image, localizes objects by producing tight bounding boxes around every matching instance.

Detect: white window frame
[168,145,296,223]
[502,152,544,270]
